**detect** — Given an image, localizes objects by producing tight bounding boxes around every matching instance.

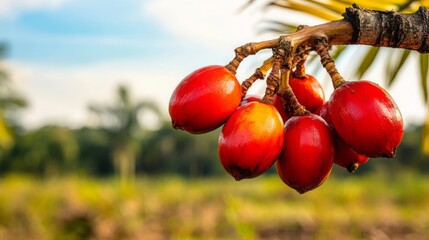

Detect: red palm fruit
[218,102,284,180]
[335,138,369,172]
[276,114,334,194]
[328,81,404,158]
[317,103,369,172]
[169,65,242,134]
[240,94,261,106]
[272,74,325,122]
[289,74,325,112]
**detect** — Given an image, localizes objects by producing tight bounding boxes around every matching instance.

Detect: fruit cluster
[169,38,404,194]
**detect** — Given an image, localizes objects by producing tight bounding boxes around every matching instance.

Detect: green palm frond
[420,53,429,102]
[356,47,381,79]
[266,0,342,20]
[258,20,297,34]
[386,49,411,86]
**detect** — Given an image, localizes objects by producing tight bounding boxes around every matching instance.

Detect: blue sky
[0,0,426,128]
[0,0,207,65]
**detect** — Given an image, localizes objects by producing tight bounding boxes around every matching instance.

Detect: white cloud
[141,0,328,51]
[142,0,266,50]
[0,0,68,17]
[7,59,185,129]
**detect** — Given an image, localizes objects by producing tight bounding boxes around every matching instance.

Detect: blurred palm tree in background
[88,85,160,185]
[0,43,27,158]
[246,0,429,151]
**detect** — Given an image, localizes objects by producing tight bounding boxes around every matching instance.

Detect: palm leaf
[330,0,402,10]
[386,49,411,86]
[258,20,297,34]
[268,1,341,21]
[305,0,349,14]
[356,47,380,79]
[420,53,429,102]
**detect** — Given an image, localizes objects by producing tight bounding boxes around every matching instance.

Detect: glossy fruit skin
[169,65,242,134]
[334,137,369,172]
[240,94,261,106]
[317,103,369,172]
[218,102,284,180]
[276,114,334,194]
[290,74,325,112]
[328,81,404,158]
[272,74,325,122]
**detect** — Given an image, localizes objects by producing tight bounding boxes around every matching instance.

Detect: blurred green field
[0,171,428,240]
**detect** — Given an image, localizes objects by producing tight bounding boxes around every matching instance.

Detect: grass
[0,171,428,239]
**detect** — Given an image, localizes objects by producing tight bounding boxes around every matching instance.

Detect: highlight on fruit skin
[218,101,284,181]
[276,114,334,194]
[169,65,242,134]
[328,80,404,158]
[317,102,369,172]
[289,74,325,112]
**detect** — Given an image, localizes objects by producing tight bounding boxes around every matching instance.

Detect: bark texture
[344,4,429,53]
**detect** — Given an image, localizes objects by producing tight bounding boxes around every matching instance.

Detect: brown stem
[292,46,311,78]
[314,37,346,89]
[347,163,359,173]
[241,57,273,96]
[276,44,309,117]
[241,71,262,97]
[261,49,284,104]
[279,67,309,117]
[225,41,280,74]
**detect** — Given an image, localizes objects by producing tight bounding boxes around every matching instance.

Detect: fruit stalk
[272,41,310,117]
[241,57,273,97]
[292,46,311,78]
[279,81,309,117]
[314,37,346,89]
[261,48,284,104]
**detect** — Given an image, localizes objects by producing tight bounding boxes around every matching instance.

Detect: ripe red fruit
[317,103,369,172]
[328,81,404,158]
[290,74,325,112]
[272,74,325,122]
[334,137,369,172]
[169,65,242,134]
[218,102,284,180]
[276,114,334,194]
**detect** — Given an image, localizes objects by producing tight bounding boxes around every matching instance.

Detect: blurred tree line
[0,107,427,178]
[0,116,226,178]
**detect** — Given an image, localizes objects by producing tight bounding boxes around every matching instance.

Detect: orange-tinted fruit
[218,102,284,180]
